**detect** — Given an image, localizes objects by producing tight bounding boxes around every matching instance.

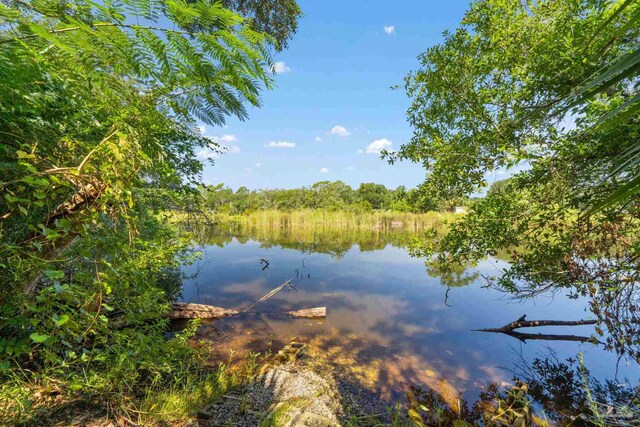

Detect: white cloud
[330,125,351,137]
[265,141,296,148]
[196,148,219,160]
[255,162,262,167]
[383,25,395,35]
[315,136,322,142]
[320,167,329,174]
[356,149,364,154]
[365,138,393,154]
[226,145,241,154]
[219,134,237,142]
[208,134,237,144]
[272,61,291,73]
[198,125,207,135]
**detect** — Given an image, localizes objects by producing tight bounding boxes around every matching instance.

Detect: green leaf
[53,314,70,327]
[590,0,638,45]
[596,92,640,127]
[29,332,50,343]
[567,47,640,108]
[16,150,35,159]
[44,270,65,280]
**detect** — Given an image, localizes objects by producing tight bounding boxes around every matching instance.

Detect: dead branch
[475,317,600,344]
[476,318,597,333]
[242,278,292,312]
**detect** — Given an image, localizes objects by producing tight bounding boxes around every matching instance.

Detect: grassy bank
[210,209,457,232]
[0,322,265,425]
[168,209,458,258]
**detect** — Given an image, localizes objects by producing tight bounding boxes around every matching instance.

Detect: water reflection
[190,221,419,258]
[402,348,640,426]
[179,224,640,422]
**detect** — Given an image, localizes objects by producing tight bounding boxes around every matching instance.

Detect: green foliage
[400,0,640,361]
[560,0,640,213]
[0,0,276,423]
[198,180,466,214]
[221,0,303,51]
[0,0,273,294]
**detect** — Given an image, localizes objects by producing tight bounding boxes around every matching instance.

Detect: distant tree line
[199,181,470,214]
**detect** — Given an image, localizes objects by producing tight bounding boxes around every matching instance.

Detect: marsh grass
[181,211,455,260]
[213,209,455,232]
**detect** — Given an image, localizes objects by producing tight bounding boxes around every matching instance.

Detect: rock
[276,342,307,363]
[198,342,390,427]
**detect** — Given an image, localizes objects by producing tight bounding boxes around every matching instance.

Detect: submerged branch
[498,330,598,344]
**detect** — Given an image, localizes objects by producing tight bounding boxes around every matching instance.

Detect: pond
[180,224,640,417]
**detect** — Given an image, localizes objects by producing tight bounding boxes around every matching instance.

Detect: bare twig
[242,278,293,312]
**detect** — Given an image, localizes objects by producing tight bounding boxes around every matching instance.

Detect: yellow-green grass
[211,209,457,232]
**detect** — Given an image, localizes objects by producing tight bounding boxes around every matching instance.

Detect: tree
[1,0,272,294]
[0,0,275,418]
[221,0,302,51]
[356,183,390,209]
[398,0,640,359]
[202,184,235,212]
[487,179,510,197]
[311,180,356,209]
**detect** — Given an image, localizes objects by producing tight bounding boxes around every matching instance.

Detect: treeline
[199,181,468,213]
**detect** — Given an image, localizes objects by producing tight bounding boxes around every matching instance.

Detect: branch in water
[475,318,597,333]
[474,317,600,344]
[499,330,599,344]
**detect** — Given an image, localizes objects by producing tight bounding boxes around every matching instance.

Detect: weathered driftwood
[166,302,326,320]
[475,317,599,344]
[285,307,326,319]
[165,303,240,319]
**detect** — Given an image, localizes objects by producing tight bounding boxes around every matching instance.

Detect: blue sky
[198,0,473,190]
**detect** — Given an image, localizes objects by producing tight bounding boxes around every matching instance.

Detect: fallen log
[285,307,326,319]
[165,303,240,319]
[166,302,326,320]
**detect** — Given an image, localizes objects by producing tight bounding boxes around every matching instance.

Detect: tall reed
[212,209,456,233]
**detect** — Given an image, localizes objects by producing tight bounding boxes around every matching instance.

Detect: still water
[180,226,640,408]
